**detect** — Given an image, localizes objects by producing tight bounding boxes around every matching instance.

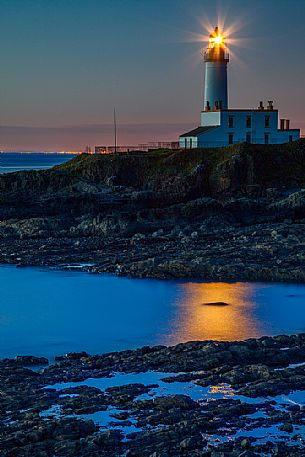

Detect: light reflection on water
[166,282,305,344]
[164,280,305,345]
[166,282,261,344]
[1,265,305,358]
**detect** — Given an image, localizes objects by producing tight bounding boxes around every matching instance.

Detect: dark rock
[92,429,123,446]
[179,435,203,449]
[153,394,198,411]
[279,423,294,433]
[65,351,89,360]
[15,355,49,366]
[202,301,230,306]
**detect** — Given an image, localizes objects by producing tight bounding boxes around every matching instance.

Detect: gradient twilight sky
[1,0,305,151]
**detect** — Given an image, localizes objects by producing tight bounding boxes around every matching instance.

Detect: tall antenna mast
[114,107,117,153]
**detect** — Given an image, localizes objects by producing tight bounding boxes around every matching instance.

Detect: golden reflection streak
[208,384,235,398]
[166,282,264,345]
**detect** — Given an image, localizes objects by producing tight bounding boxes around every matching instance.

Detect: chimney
[285,119,290,130]
[280,119,285,130]
[267,100,274,110]
[258,101,264,110]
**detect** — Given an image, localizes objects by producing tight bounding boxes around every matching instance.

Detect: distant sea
[0,152,76,174]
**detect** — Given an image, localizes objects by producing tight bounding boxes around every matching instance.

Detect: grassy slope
[57,140,305,191]
[56,145,243,189]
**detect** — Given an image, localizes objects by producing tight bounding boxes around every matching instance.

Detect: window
[228,116,234,128]
[246,116,251,129]
[228,133,234,145]
[265,115,270,128]
[246,132,251,143]
[264,133,269,145]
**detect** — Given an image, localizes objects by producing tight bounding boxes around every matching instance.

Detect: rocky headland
[1,140,305,281]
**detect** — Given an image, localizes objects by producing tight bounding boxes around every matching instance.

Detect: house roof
[201,109,279,113]
[180,126,219,138]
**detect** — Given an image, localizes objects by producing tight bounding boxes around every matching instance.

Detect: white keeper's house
[179,27,300,149]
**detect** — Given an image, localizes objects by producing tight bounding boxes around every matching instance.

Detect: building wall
[201,111,221,126]
[219,110,279,144]
[180,136,199,148]
[180,109,300,148]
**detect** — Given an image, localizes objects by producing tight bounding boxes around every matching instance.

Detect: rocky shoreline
[2,215,305,283]
[1,334,305,456]
[1,142,305,282]
[2,143,305,454]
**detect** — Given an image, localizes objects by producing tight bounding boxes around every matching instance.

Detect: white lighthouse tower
[179,26,300,149]
[203,26,229,111]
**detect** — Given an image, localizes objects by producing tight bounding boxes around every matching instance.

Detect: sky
[0,0,305,151]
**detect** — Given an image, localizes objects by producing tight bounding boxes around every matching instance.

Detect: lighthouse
[179,25,300,149]
[203,26,229,111]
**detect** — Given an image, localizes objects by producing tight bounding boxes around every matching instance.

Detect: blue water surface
[1,265,305,359]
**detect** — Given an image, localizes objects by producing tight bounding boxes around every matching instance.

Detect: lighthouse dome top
[204,26,229,62]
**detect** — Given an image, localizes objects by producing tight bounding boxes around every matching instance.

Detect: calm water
[1,265,305,359]
[0,152,75,173]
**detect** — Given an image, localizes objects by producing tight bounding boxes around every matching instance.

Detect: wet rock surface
[1,334,305,455]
